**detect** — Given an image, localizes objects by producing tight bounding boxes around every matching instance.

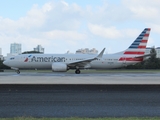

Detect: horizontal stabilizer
[135,53,156,58]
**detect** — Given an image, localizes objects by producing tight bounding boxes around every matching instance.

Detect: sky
[0,0,160,56]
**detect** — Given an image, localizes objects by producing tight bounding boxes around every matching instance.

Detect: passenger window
[10,57,15,60]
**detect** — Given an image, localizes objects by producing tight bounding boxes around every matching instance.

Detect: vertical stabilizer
[124,28,151,55]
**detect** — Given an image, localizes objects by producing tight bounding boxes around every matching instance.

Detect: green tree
[144,47,160,69]
[0,60,10,69]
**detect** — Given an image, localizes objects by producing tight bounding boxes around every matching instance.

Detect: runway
[0,84,160,118]
[0,71,160,117]
[0,70,160,84]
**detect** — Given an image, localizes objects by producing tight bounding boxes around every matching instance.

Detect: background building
[76,48,98,54]
[75,47,160,57]
[34,45,44,53]
[10,43,21,54]
[0,48,2,55]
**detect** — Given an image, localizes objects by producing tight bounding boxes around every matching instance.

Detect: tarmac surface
[0,70,160,84]
[0,71,160,117]
[0,85,160,118]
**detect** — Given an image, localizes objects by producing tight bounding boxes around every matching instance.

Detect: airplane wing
[67,48,105,68]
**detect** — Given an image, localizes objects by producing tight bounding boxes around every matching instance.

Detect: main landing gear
[16,70,20,74]
[75,69,81,74]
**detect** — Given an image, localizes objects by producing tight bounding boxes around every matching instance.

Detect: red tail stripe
[148,28,151,31]
[119,57,143,61]
[138,46,146,48]
[141,40,148,43]
[144,34,149,37]
[124,51,145,55]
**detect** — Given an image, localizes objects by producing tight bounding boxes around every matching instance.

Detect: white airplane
[3,28,151,74]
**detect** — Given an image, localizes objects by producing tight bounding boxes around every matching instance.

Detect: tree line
[0,60,10,69]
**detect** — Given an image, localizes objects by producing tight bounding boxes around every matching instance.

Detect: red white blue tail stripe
[119,28,151,62]
[124,28,151,55]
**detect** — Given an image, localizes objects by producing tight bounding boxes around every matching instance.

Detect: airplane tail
[123,28,151,56]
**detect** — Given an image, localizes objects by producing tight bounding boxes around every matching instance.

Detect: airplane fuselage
[5,53,141,70]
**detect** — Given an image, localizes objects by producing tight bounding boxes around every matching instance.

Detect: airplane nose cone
[3,61,9,66]
[3,61,6,65]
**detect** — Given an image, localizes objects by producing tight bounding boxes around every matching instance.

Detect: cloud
[121,29,140,39]
[44,30,87,40]
[61,1,69,7]
[147,23,160,34]
[123,0,160,22]
[121,0,160,47]
[0,1,86,55]
[88,23,122,39]
[0,0,160,55]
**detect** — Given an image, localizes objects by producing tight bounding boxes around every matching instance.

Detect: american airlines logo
[24,55,32,62]
[31,56,65,62]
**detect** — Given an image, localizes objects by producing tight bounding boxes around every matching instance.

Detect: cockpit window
[10,57,15,60]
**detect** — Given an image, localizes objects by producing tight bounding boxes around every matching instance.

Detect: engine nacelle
[52,63,67,72]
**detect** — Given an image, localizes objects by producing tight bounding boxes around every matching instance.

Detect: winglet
[96,48,105,58]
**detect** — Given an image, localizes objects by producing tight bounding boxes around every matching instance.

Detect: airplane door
[101,58,106,68]
[122,57,126,66]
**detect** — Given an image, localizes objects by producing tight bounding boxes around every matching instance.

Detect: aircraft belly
[90,62,110,69]
[91,61,122,69]
[18,62,51,69]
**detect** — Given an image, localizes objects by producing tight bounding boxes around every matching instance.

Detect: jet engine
[52,63,68,72]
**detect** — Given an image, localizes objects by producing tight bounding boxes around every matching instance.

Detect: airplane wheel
[75,69,81,74]
[16,70,20,74]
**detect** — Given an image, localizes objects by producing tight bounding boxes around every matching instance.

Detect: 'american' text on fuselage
[31,56,65,62]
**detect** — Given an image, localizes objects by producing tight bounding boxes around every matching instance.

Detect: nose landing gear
[16,70,20,74]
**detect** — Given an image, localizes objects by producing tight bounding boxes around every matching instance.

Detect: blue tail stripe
[144,28,149,30]
[129,45,139,48]
[127,28,150,49]
[135,39,142,42]
[129,46,139,48]
[137,36,143,39]
[140,33,145,36]
[132,42,140,45]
